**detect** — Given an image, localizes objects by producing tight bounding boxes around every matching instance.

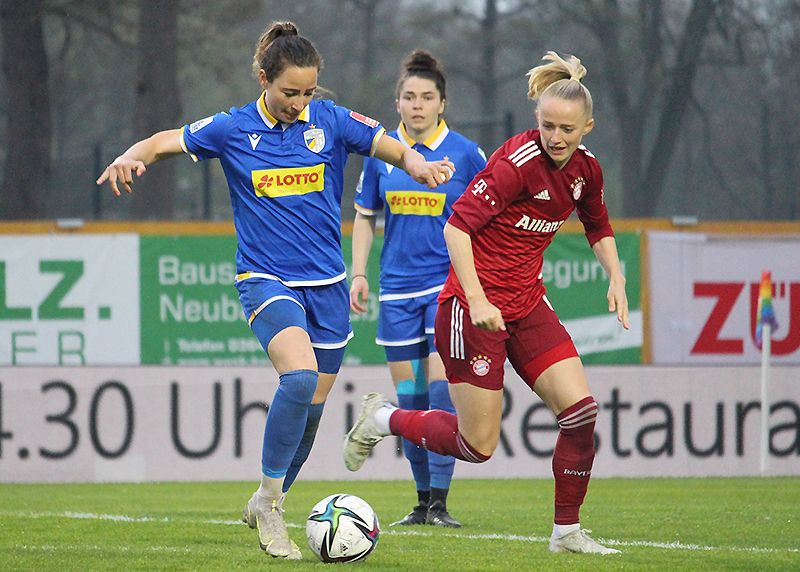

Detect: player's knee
[278,369,318,404]
[457,432,494,463]
[475,439,498,460]
[556,395,598,431]
[458,421,501,460]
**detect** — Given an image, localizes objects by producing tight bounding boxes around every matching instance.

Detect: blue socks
[396,377,430,492]
[396,366,457,493]
[282,402,324,493]
[428,379,456,490]
[261,369,317,478]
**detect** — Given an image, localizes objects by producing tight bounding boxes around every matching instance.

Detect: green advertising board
[138,235,383,365]
[345,231,642,365]
[138,232,641,366]
[542,231,641,364]
[139,236,267,365]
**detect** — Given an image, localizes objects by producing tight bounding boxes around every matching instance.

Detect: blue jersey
[355,121,486,296]
[181,95,384,285]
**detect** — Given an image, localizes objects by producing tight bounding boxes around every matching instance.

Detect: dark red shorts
[434,296,578,391]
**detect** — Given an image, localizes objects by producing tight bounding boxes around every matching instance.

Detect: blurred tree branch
[1,0,50,219]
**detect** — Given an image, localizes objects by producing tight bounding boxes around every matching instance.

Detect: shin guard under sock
[397,379,431,492]
[427,380,457,489]
[261,369,317,478]
[552,396,598,524]
[282,401,324,492]
[390,408,490,463]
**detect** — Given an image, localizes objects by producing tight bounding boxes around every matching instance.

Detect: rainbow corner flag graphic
[755,271,779,349]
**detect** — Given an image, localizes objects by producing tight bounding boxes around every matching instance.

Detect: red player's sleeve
[576,161,614,246]
[447,158,525,236]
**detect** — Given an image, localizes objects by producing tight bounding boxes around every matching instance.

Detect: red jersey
[439,130,613,321]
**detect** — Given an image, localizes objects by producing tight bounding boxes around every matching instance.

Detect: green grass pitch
[1,477,798,570]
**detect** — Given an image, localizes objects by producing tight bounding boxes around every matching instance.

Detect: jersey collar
[398,119,449,151]
[257,92,310,129]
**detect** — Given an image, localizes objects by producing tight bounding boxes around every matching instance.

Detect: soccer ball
[306,493,380,563]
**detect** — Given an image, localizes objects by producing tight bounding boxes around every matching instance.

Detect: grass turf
[1,477,798,570]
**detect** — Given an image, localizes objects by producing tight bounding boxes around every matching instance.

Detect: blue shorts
[377,289,440,362]
[235,277,352,373]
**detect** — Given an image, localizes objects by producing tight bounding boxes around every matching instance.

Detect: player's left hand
[607,276,630,330]
[349,275,369,314]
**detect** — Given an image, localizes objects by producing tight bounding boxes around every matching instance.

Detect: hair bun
[403,49,439,74]
[271,21,298,37]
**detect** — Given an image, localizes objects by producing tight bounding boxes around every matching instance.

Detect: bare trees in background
[1,0,138,219]
[348,0,386,80]
[759,0,800,219]
[1,0,50,219]
[399,0,543,152]
[562,0,735,216]
[0,0,798,220]
[131,0,180,219]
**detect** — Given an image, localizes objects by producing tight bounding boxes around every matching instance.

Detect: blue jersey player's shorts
[376,288,441,362]
[235,277,352,374]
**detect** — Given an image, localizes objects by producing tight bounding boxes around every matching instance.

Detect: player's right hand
[349,275,369,314]
[404,154,455,189]
[468,298,506,332]
[96,156,147,196]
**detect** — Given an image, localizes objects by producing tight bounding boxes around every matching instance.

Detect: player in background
[344,51,629,555]
[97,21,454,561]
[350,50,486,528]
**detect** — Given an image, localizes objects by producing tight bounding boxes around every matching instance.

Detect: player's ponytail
[396,49,447,101]
[252,20,323,81]
[526,51,593,119]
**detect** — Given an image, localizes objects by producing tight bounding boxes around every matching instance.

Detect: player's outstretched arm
[96,129,184,196]
[373,135,454,189]
[591,236,630,329]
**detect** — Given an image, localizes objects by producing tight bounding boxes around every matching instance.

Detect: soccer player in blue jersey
[349,50,486,528]
[97,21,454,560]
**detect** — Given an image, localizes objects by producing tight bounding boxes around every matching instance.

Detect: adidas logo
[534,189,551,200]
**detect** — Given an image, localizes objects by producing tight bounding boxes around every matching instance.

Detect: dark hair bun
[269,21,298,38]
[403,50,440,74]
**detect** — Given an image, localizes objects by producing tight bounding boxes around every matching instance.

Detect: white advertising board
[1,365,796,483]
[648,232,800,364]
[0,235,140,365]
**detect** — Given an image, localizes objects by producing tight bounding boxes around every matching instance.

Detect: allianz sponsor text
[515,215,566,233]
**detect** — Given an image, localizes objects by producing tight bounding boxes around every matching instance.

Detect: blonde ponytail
[526,51,592,117]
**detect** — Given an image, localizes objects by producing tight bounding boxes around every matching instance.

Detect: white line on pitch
[4,511,798,555]
[18,544,190,554]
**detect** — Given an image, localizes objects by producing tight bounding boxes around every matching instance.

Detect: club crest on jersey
[571,177,585,201]
[303,128,325,153]
[470,355,492,377]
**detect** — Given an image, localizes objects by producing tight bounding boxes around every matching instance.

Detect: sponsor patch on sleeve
[189,116,214,133]
[349,111,379,128]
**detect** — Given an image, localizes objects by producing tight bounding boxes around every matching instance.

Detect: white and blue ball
[306,494,380,563]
